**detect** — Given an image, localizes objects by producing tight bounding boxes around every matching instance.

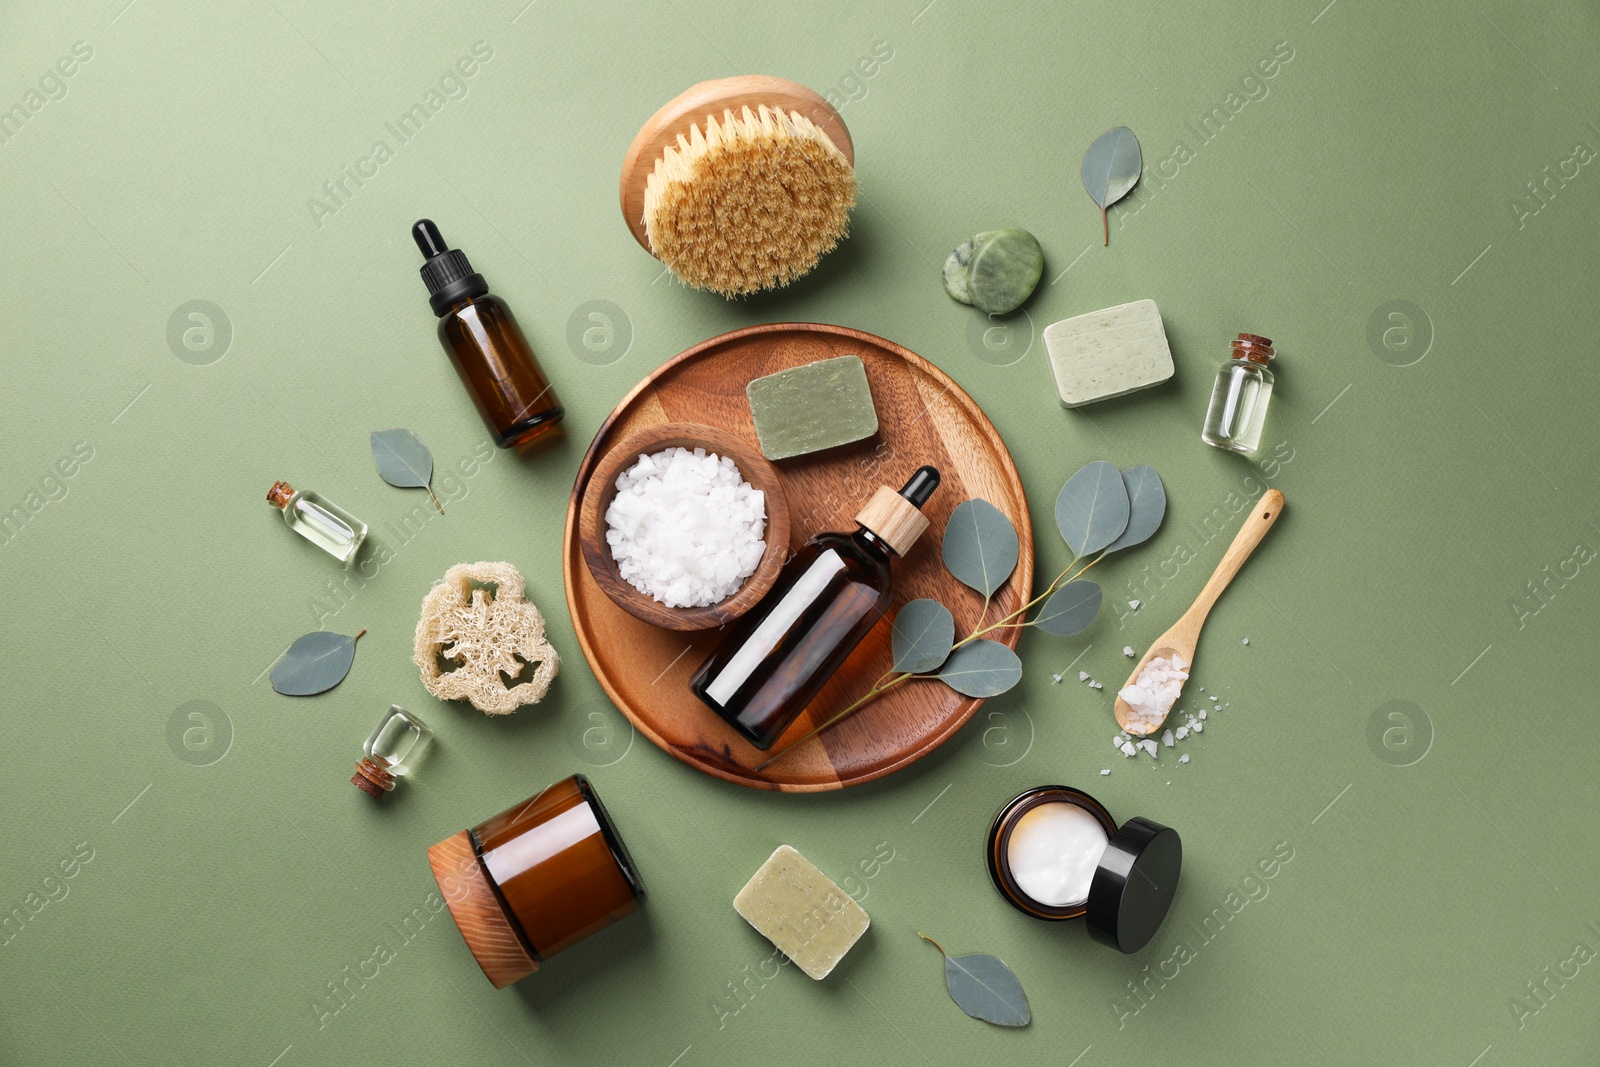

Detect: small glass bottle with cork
[267,481,368,564]
[1201,333,1276,455]
[351,705,433,798]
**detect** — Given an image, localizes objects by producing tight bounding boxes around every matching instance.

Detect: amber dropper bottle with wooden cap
[690,465,941,749]
[413,219,564,448]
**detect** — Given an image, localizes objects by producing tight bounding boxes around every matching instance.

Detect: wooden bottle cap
[855,487,929,556]
[427,830,538,988]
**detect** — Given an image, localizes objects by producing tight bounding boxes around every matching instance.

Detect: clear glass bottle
[351,705,433,798]
[1201,333,1276,455]
[267,481,368,564]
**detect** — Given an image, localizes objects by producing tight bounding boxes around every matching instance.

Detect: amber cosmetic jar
[986,785,1181,954]
[428,775,645,987]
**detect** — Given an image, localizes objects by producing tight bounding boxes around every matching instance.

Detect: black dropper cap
[413,219,488,317]
[899,466,940,508]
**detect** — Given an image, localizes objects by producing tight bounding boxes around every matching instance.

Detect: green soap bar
[746,354,878,461]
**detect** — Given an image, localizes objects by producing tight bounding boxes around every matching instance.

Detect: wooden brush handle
[1181,489,1284,627]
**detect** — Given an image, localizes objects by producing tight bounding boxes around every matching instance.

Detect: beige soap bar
[1044,298,1174,407]
[733,845,869,980]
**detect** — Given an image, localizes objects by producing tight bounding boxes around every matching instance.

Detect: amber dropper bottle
[413,219,564,448]
[690,466,941,750]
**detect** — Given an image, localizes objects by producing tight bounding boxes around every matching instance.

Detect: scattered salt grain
[1192,721,1203,733]
[1199,708,1208,720]
[1242,637,1250,645]
[1090,681,1103,690]
[1162,729,1174,748]
[1079,671,1089,682]
[1179,754,1190,764]
[605,447,766,608]
[1129,599,1141,611]
[1138,739,1158,757]
[1114,653,1190,732]
[1100,769,1111,776]
[1120,742,1137,757]
[1175,726,1188,740]
[1123,646,1135,657]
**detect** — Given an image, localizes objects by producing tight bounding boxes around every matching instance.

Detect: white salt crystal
[1199,708,1208,720]
[1100,769,1111,776]
[1161,729,1174,747]
[1090,681,1103,690]
[1051,674,1062,683]
[1138,739,1158,757]
[1179,754,1190,764]
[1113,654,1189,731]
[1242,637,1250,645]
[1175,726,1188,740]
[1123,646,1135,657]
[1129,599,1141,610]
[1079,671,1090,682]
[1120,742,1137,757]
[1192,721,1203,733]
[606,447,766,608]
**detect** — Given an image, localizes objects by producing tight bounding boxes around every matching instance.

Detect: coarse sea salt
[1115,653,1189,731]
[605,446,766,609]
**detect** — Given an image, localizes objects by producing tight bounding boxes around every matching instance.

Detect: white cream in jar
[1005,801,1111,907]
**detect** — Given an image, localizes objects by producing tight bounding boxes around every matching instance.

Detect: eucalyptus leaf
[921,934,1031,1028]
[891,599,956,674]
[1054,460,1131,557]
[1104,465,1166,553]
[1033,580,1102,637]
[270,629,364,696]
[942,499,1019,598]
[935,640,1022,698]
[370,428,443,514]
[1081,125,1142,245]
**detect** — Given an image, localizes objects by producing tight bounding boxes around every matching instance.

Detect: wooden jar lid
[427,830,538,988]
[618,75,854,254]
[855,487,929,556]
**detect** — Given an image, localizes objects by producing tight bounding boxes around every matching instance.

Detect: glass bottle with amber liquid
[413,219,564,448]
[690,466,940,749]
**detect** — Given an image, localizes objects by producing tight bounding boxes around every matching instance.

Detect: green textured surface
[746,354,877,460]
[2,2,1597,1065]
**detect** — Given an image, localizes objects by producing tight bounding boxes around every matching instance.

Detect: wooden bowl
[577,422,790,631]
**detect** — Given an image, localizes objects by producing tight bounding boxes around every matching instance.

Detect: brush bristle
[643,105,857,297]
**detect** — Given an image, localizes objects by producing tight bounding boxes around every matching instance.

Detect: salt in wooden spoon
[1115,489,1284,736]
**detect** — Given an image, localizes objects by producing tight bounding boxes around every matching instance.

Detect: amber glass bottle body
[690,529,892,749]
[471,775,644,960]
[438,294,564,448]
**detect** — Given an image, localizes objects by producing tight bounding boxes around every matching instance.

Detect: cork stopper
[351,757,394,798]
[855,466,940,556]
[266,481,296,509]
[427,830,539,988]
[1231,333,1275,365]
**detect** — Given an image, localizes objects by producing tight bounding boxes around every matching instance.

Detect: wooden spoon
[1115,489,1284,736]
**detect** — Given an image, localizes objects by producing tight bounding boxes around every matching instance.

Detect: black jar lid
[1084,816,1182,954]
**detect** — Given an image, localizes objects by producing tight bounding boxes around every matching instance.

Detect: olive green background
[3,1,1597,1064]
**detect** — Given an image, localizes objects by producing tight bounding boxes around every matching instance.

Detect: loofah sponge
[413,561,559,716]
[642,103,857,297]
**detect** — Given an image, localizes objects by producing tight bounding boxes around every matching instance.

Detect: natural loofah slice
[643,104,857,297]
[413,561,559,716]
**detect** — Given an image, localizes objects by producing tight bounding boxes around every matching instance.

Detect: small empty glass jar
[1201,333,1276,455]
[267,481,368,564]
[428,775,645,987]
[351,705,433,798]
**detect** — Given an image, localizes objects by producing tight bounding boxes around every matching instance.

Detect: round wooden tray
[562,323,1034,792]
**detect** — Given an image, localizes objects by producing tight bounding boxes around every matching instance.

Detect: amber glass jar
[428,775,645,987]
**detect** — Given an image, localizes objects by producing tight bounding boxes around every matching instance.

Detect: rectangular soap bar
[733,845,870,980]
[746,354,878,461]
[1043,298,1174,407]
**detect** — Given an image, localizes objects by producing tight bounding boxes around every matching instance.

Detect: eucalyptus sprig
[757,461,1165,770]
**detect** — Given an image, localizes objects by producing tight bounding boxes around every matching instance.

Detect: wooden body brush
[620,76,857,297]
